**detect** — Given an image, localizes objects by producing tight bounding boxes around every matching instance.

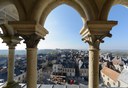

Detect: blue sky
[101,5,128,50]
[0,4,128,50]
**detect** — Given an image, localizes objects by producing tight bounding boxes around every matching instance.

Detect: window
[23,75,24,78]
[54,67,56,69]
[18,77,20,81]
[108,78,109,80]
[107,82,111,87]
[84,70,86,73]
[103,74,105,77]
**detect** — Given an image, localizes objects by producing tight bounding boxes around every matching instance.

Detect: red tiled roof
[101,67,120,81]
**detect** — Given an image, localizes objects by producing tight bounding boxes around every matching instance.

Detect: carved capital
[0,35,22,49]
[8,21,48,38]
[7,21,49,48]
[0,23,22,48]
[22,34,40,48]
[80,21,117,49]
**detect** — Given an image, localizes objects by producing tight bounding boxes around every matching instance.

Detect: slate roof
[0,72,7,81]
[80,63,88,69]
[15,68,24,76]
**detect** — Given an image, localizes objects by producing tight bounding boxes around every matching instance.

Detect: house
[79,60,88,77]
[52,64,63,73]
[112,56,124,72]
[101,67,120,87]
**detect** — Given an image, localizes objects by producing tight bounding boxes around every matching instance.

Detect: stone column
[7,45,15,83]
[1,36,22,88]
[88,43,100,88]
[26,48,38,88]
[8,21,49,88]
[23,35,40,88]
[80,21,117,88]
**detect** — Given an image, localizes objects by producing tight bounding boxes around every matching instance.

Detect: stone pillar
[26,48,38,88]
[80,21,117,88]
[1,36,22,88]
[7,45,15,83]
[8,21,49,88]
[23,35,40,88]
[88,44,100,88]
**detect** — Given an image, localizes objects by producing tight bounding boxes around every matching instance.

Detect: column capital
[22,34,41,48]
[0,23,22,48]
[8,21,49,48]
[80,21,117,49]
[8,21,49,38]
[0,35,22,48]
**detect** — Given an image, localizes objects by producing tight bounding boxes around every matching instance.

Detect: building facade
[101,67,120,87]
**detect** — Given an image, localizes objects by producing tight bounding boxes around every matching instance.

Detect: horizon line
[0,49,128,51]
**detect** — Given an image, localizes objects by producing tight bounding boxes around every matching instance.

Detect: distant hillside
[0,49,128,57]
[101,50,128,57]
[0,49,61,55]
[0,50,26,55]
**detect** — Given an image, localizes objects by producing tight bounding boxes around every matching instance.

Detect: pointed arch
[31,0,97,26]
[113,0,128,7]
[99,0,115,20]
[12,0,26,20]
[39,1,86,26]
[0,0,22,21]
[101,0,128,20]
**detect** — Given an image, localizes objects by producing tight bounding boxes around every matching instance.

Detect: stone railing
[0,83,87,88]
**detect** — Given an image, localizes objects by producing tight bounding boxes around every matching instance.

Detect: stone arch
[104,3,128,50]
[113,0,128,9]
[99,0,115,20]
[113,0,128,6]
[0,0,22,21]
[0,0,26,20]
[0,3,19,36]
[12,0,26,20]
[31,0,97,26]
[100,0,128,20]
[39,2,86,26]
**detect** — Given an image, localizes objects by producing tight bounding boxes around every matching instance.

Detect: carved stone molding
[8,21,49,48]
[0,36,22,48]
[80,21,117,49]
[22,34,40,48]
[0,24,15,36]
[8,21,48,38]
